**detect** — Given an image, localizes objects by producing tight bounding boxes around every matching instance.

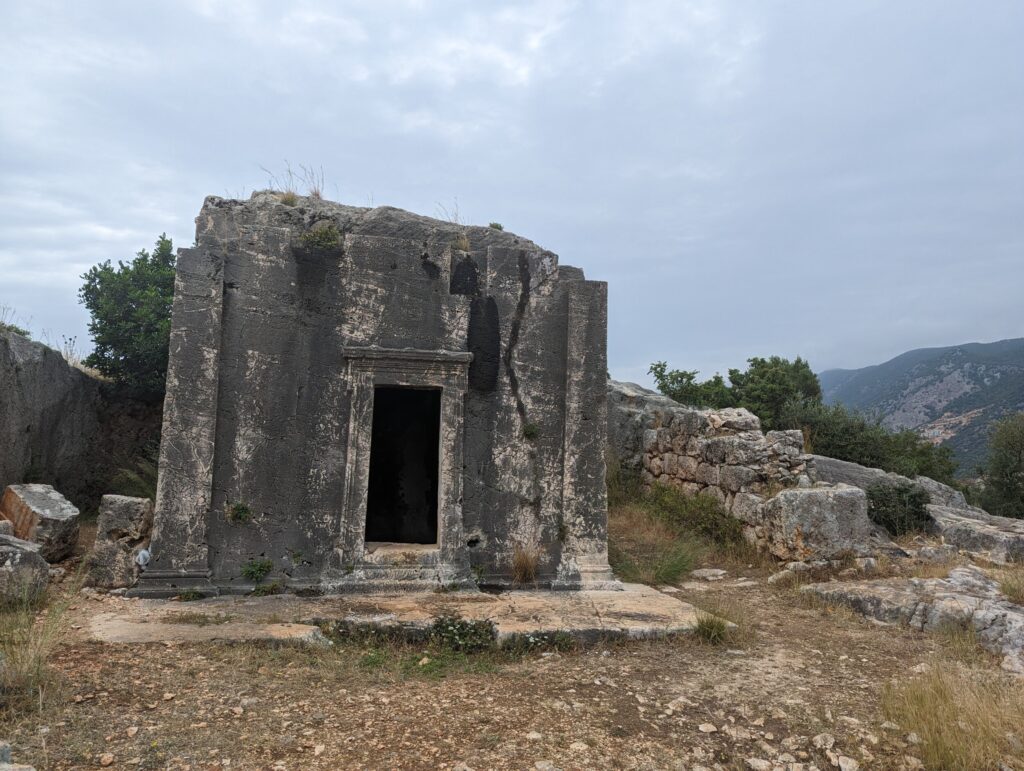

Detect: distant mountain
[819,338,1024,475]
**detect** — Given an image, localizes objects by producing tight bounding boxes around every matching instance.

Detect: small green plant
[488,222,504,230]
[299,223,342,252]
[175,590,202,602]
[429,615,496,653]
[252,581,283,597]
[867,481,931,536]
[358,648,389,670]
[500,630,576,655]
[279,190,299,206]
[241,558,273,583]
[694,612,729,645]
[225,502,253,524]
[523,423,539,441]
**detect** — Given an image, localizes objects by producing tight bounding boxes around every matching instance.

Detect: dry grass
[995,563,1024,604]
[608,503,702,585]
[0,587,76,717]
[695,595,757,647]
[933,619,998,667]
[511,543,540,585]
[882,661,1024,770]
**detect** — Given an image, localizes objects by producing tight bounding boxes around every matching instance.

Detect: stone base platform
[86,583,704,646]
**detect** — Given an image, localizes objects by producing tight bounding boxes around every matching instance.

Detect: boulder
[0,484,79,562]
[804,566,1024,674]
[85,495,155,589]
[757,484,893,561]
[0,533,49,604]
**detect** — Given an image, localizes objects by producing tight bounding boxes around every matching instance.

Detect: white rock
[698,723,718,733]
[691,569,728,581]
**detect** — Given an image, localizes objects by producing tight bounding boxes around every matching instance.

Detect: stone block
[85,495,155,589]
[0,533,49,605]
[1,484,79,563]
[719,465,760,493]
[758,484,892,561]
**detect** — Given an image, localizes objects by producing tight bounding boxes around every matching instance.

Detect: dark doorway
[365,386,441,544]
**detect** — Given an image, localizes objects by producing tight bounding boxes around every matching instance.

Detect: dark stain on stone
[502,252,531,423]
[420,259,441,280]
[450,255,480,296]
[468,296,500,392]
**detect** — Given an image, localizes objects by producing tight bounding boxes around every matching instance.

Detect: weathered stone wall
[138,193,612,596]
[608,380,812,510]
[0,330,102,506]
[0,330,162,514]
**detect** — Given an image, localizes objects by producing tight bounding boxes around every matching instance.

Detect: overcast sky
[2,1,1022,385]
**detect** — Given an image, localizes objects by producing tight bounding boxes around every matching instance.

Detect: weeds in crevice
[241,558,273,583]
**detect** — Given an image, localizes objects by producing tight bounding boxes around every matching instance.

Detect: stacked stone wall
[608,380,814,514]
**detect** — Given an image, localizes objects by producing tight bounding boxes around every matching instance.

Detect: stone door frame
[334,347,473,576]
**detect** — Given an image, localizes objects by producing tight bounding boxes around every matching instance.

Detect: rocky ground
[3,555,981,771]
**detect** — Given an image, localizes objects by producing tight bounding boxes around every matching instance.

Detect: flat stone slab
[929,504,1024,564]
[803,566,1024,674]
[85,584,703,646]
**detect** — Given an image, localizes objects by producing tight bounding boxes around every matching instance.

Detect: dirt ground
[2,560,948,771]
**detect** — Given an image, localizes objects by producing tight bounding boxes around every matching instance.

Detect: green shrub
[780,400,958,484]
[225,502,253,524]
[694,612,729,645]
[79,235,176,400]
[299,223,342,252]
[241,558,273,583]
[867,481,932,536]
[252,581,282,597]
[428,615,496,653]
[523,423,539,441]
[488,222,504,230]
[644,483,745,544]
[978,413,1024,518]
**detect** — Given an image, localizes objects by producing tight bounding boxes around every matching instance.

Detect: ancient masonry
[133,193,614,596]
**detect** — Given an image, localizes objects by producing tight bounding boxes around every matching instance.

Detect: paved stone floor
[84,583,704,645]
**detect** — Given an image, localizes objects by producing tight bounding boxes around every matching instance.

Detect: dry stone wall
[608,380,813,510]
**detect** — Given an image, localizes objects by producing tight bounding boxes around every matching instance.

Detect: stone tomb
[133,193,613,596]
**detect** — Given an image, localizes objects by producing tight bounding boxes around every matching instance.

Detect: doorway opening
[364,386,441,545]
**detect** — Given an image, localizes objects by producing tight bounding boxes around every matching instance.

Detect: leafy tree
[79,234,176,400]
[651,355,819,428]
[648,362,733,408]
[778,399,958,484]
[980,413,1024,518]
[727,356,821,429]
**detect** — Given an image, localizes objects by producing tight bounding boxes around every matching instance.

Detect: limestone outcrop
[804,566,1024,674]
[813,453,1024,564]
[0,533,49,604]
[751,484,892,561]
[1,484,80,562]
[85,495,154,588]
